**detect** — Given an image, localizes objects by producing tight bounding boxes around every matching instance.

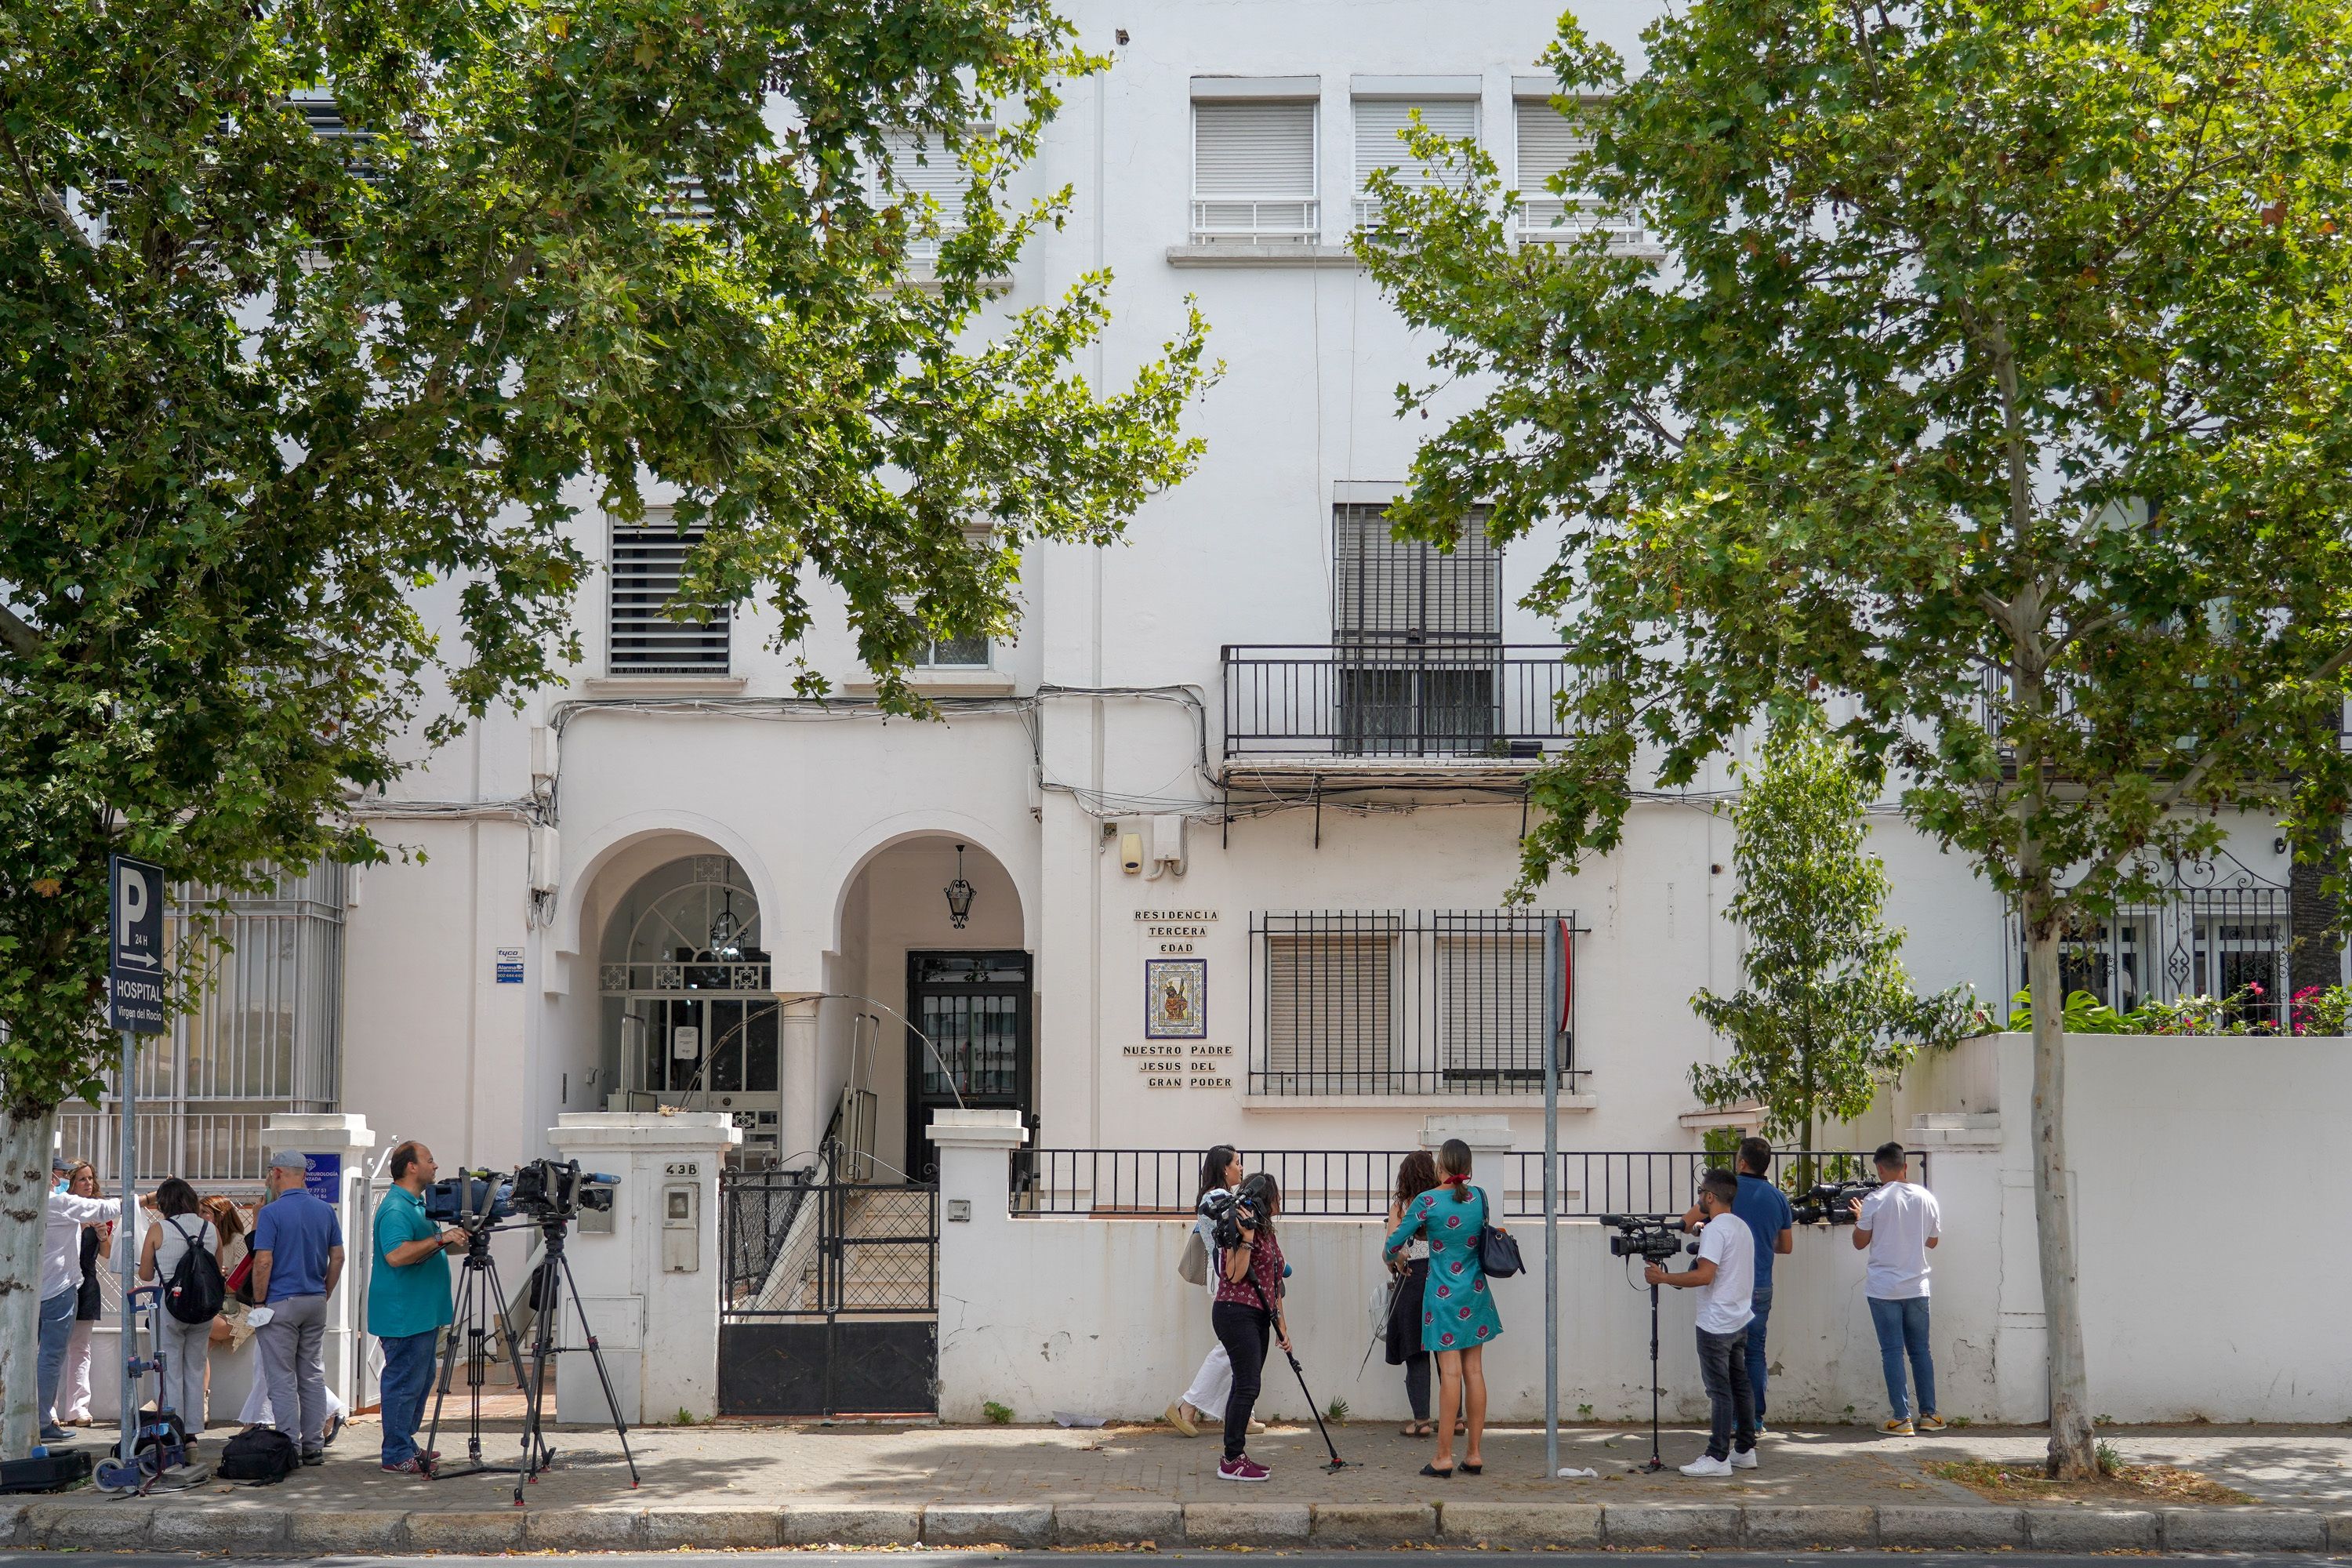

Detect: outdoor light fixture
[944,844,976,930]
[708,888,744,959]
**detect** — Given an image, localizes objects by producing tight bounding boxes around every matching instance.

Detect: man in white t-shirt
[1646,1167,1757,1475]
[1852,1141,1943,1436]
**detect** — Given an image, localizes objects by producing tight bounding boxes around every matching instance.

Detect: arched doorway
[598,854,782,1161]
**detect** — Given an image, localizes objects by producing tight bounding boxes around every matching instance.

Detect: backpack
[162,1218,224,1324]
[216,1425,299,1484]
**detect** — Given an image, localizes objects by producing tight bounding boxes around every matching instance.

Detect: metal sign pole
[1543,916,1572,1481]
[116,1028,136,1470]
[105,855,169,1476]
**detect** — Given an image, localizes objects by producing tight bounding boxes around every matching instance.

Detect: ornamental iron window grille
[58,863,345,1183]
[2004,848,2292,1030]
[1328,503,1507,755]
[1248,909,1576,1096]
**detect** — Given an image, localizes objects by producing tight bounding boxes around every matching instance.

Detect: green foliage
[982,1400,1014,1425]
[0,0,1210,1116]
[1689,706,1977,1145]
[2003,982,2352,1034]
[1324,1397,1350,1425]
[1356,0,2352,972]
[1700,1126,1742,1162]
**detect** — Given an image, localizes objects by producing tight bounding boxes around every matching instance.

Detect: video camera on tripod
[1600,1213,1695,1263]
[1791,1178,1881,1226]
[424,1157,619,1232]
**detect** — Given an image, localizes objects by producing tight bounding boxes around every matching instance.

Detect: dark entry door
[906,950,1032,1179]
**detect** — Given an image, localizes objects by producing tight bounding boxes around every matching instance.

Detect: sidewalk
[9,1417,2352,1553]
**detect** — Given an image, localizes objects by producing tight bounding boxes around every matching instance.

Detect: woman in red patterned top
[1210,1173,1289,1483]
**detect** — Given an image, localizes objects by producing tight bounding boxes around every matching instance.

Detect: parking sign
[107,855,169,1034]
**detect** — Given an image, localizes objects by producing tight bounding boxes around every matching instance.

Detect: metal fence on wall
[1009,1148,1924,1220]
[58,863,344,1184]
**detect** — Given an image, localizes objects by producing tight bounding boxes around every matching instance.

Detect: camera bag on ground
[134,1406,191,1454]
[216,1425,299,1484]
[162,1218,226,1323]
[0,1450,93,1494]
[1475,1189,1525,1278]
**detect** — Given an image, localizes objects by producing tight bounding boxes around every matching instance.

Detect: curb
[2,1495,2338,1551]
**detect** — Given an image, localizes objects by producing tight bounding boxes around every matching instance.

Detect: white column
[930,1108,1028,1421]
[260,1112,379,1412]
[777,994,821,1172]
[547,1112,741,1422]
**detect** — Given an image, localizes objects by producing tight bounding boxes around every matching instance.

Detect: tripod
[1244,1272,1346,1471]
[507,1210,640,1506]
[423,1224,536,1483]
[1635,1275,1665,1473]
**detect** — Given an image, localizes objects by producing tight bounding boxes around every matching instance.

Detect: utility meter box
[662,1161,700,1273]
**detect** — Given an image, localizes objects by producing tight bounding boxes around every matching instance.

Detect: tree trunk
[0,1101,59,1461]
[2026,913,2098,1478]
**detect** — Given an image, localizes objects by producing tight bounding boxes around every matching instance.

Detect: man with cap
[251,1149,344,1464]
[38,1153,122,1446]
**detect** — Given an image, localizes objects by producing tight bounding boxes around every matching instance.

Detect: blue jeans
[377,1330,440,1465]
[36,1288,76,1434]
[1693,1326,1756,1461]
[1867,1295,1936,1421]
[1747,1284,1773,1422]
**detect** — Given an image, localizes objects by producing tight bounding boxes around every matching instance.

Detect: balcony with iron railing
[1517,195,1648,250]
[1222,639,1581,762]
[1189,198,1321,245]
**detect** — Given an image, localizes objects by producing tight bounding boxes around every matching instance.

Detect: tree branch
[0,601,43,661]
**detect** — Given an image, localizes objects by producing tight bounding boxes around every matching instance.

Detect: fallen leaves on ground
[1931,1459,2255,1504]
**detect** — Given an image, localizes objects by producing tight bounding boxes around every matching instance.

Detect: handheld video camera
[1203,1188,1261,1251]
[425,1157,619,1231]
[1599,1214,1694,1263]
[1791,1178,1881,1227]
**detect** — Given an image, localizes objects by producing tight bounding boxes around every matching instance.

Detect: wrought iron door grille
[2004,849,2292,1029]
[1248,909,1577,1096]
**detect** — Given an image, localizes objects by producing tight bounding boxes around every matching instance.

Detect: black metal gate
[717,1174,938,1417]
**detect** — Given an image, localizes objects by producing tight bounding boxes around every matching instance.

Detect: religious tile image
[1145,958,1207,1039]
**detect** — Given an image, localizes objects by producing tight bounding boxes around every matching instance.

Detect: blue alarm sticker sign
[302,1152,343,1203]
[107,855,169,1034]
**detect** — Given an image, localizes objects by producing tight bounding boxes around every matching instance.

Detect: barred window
[608,514,730,676]
[919,634,990,669]
[1333,504,1501,755]
[1250,910,1572,1096]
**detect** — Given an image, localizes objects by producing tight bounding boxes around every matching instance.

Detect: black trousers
[1210,1301,1271,1460]
[1695,1325,1757,1461]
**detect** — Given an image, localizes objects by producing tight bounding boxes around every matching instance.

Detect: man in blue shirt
[369,1141,462,1475]
[1730,1138,1795,1430]
[251,1149,345,1464]
[1686,1137,1795,1432]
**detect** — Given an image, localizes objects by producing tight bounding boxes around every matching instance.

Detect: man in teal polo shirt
[370,1141,463,1474]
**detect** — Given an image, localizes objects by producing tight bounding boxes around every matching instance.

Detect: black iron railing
[1007,1148,1926,1219]
[1222,641,1583,759]
[1247,909,1580,1098]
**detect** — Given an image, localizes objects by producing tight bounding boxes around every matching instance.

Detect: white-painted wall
[937,1033,2352,1425]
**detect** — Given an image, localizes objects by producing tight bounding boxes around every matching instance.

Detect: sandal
[1419,1461,1455,1478]
[1399,1421,1432,1437]
[1461,1461,1483,1475]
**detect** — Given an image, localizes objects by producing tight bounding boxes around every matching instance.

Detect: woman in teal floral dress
[1383,1138,1502,1475]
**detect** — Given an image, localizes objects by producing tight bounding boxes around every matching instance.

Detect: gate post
[929,1108,1027,1422]
[548,1111,741,1423]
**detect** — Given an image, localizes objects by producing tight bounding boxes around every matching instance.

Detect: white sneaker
[1730,1447,1759,1470]
[1680,1454,1733,1477]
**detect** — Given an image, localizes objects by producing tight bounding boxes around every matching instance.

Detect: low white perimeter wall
[936,1033,2352,1426]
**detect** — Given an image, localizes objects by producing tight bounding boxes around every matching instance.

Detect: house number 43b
[665,1161,699,1178]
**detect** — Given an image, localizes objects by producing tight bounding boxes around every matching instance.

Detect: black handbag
[1476,1189,1524,1278]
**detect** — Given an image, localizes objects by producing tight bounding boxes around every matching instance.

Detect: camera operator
[1682,1137,1793,1433]
[1851,1141,1943,1436]
[370,1141,465,1475]
[1646,1168,1757,1476]
[1210,1173,1289,1483]
[251,1149,345,1466]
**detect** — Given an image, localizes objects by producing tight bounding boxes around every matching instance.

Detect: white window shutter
[1354,98,1477,228]
[875,132,975,257]
[1191,101,1317,242]
[1514,99,1643,247]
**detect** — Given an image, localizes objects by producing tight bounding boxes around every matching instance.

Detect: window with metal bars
[1352,96,1478,231]
[608,514,731,675]
[1250,910,1573,1096]
[918,634,990,669]
[1192,100,1319,244]
[1332,503,1501,754]
[1513,97,1643,247]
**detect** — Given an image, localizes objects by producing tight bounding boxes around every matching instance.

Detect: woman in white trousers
[1167,1146,1263,1437]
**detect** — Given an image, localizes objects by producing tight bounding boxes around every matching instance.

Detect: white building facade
[291,0,2313,1195]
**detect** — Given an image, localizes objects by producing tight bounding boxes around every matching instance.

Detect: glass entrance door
[906,950,1032,1179]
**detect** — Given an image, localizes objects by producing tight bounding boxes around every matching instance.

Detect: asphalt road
[0,1554,2340,1566]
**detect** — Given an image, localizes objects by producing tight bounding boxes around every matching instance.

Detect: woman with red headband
[1382,1138,1503,1476]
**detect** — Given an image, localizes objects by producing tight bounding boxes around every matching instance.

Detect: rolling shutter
[1264,924,1396,1087]
[1192,101,1317,241]
[608,518,731,675]
[1353,97,1478,205]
